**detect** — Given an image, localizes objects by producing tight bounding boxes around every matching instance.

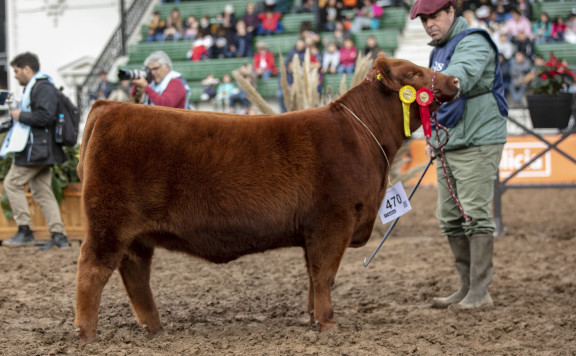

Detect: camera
[118,68,151,82]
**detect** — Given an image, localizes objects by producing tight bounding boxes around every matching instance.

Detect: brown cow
[74,55,459,345]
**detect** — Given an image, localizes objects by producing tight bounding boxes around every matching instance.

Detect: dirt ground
[0,187,574,356]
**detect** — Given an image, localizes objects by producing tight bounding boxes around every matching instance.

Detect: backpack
[54,86,80,146]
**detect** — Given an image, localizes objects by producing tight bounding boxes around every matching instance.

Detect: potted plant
[527,53,575,129]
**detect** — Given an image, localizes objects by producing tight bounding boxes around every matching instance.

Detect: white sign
[378,182,412,225]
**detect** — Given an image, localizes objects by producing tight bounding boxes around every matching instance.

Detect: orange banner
[403,135,576,186]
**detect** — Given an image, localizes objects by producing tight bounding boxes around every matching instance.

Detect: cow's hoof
[319,322,337,332]
[78,334,97,347]
[147,327,165,339]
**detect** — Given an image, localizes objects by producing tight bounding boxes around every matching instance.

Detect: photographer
[129,50,189,109]
[0,52,69,250]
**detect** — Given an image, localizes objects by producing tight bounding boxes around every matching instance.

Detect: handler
[410,0,508,310]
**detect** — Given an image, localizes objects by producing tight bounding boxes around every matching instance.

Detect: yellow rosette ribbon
[399,85,416,137]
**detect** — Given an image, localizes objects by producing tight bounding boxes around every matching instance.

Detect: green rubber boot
[450,233,494,311]
[432,235,470,308]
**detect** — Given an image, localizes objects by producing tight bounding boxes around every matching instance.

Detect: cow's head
[369,54,460,137]
[371,54,460,106]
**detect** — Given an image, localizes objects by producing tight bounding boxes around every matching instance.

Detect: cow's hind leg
[118,241,164,339]
[304,222,352,332]
[75,232,126,346]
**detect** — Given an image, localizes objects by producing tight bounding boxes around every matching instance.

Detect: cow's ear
[374,58,398,93]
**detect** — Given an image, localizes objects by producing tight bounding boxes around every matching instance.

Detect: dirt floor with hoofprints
[0,187,574,355]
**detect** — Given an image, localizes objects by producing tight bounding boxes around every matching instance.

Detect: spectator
[253,41,278,79]
[147,11,167,42]
[183,15,199,40]
[292,0,315,13]
[512,31,534,60]
[2,52,70,250]
[257,8,283,35]
[212,26,230,59]
[108,79,131,102]
[532,12,553,44]
[493,32,515,60]
[508,51,532,108]
[494,3,511,24]
[300,20,321,47]
[499,53,511,99]
[215,73,238,112]
[551,16,567,42]
[322,42,341,74]
[350,0,384,33]
[229,64,256,114]
[243,2,261,37]
[320,0,343,32]
[220,4,239,43]
[515,0,532,20]
[200,74,219,101]
[233,20,253,58]
[501,8,533,41]
[130,50,189,109]
[463,9,481,29]
[566,10,576,44]
[362,35,384,60]
[337,37,357,74]
[325,21,352,48]
[164,8,184,41]
[286,38,307,64]
[199,15,212,36]
[186,35,208,61]
[484,9,503,35]
[90,71,116,100]
[474,0,492,22]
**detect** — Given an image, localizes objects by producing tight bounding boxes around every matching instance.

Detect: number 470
[386,194,403,209]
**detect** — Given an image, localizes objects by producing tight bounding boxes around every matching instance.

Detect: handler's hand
[131,75,148,89]
[10,109,21,121]
[425,144,436,160]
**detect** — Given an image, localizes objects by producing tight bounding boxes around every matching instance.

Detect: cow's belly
[145,227,304,264]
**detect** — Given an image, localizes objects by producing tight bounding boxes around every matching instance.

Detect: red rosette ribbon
[416,88,433,138]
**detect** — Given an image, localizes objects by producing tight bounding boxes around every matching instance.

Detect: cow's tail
[77,100,106,182]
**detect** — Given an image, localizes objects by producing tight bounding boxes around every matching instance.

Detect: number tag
[378,182,412,225]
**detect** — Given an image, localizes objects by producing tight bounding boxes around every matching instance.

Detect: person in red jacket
[130,50,189,109]
[257,9,283,36]
[253,41,278,79]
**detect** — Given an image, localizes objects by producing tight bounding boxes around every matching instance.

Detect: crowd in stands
[141,0,405,113]
[126,0,576,113]
[455,0,576,108]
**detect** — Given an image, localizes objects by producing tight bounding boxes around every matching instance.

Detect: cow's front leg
[118,242,164,338]
[75,238,122,346]
[304,224,351,332]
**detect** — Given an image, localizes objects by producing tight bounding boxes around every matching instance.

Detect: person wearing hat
[410,0,508,311]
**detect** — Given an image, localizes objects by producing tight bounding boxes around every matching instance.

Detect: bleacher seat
[531,1,576,21]
[154,0,251,19]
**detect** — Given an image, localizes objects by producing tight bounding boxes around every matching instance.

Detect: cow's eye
[407,74,415,79]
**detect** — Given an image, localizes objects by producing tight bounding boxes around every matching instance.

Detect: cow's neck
[335,80,407,165]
